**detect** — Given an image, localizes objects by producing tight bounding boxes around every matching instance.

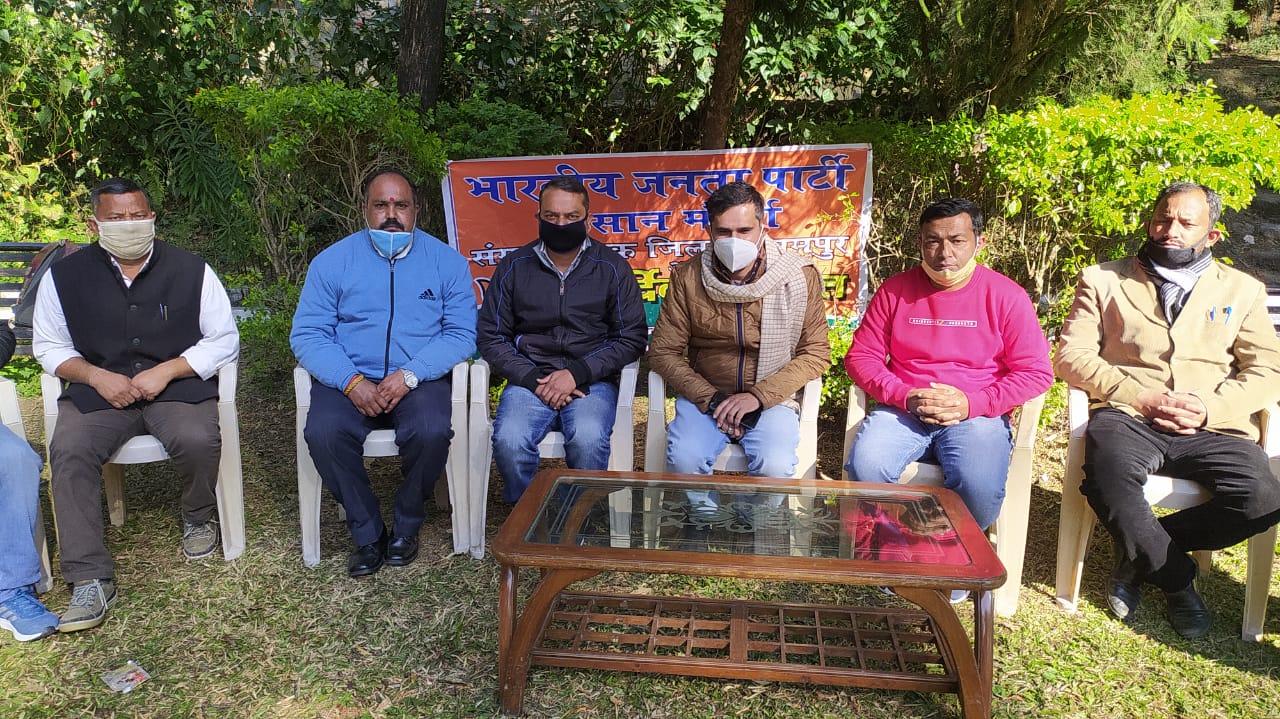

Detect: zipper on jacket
[735,304,746,393]
[383,259,396,378]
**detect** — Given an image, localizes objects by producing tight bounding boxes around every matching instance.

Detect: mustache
[379,219,405,230]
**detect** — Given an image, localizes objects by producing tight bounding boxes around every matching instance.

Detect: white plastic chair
[295,362,471,565]
[1055,387,1280,641]
[40,362,245,561]
[842,386,1046,618]
[643,371,822,478]
[1,376,52,593]
[469,359,640,551]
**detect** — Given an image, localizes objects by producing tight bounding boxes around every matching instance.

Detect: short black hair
[539,176,590,212]
[919,197,984,234]
[1155,182,1222,228]
[704,181,764,223]
[361,167,419,205]
[90,178,151,213]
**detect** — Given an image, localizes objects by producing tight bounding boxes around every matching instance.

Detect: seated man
[477,177,647,503]
[291,167,476,578]
[648,181,829,518]
[1056,181,1280,638]
[844,198,1052,561]
[0,322,58,642]
[33,177,239,633]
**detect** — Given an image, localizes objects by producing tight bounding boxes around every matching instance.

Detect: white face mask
[712,236,759,273]
[97,219,155,260]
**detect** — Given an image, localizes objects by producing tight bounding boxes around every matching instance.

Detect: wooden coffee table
[493,469,1006,718]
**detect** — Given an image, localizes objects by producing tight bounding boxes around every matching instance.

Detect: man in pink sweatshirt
[845,198,1052,537]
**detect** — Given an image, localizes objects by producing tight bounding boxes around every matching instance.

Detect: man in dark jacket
[476,176,647,503]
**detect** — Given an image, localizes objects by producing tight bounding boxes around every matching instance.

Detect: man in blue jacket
[477,177,647,503]
[291,167,477,577]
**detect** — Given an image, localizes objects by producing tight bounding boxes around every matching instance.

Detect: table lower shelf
[529,591,961,693]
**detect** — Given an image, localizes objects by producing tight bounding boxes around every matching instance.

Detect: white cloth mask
[712,236,759,273]
[97,219,155,260]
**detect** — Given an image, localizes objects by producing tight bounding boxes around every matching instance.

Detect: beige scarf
[699,239,813,411]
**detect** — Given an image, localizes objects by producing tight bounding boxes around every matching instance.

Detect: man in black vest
[32,178,239,633]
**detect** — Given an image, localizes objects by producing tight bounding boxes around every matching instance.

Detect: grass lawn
[2,377,1278,719]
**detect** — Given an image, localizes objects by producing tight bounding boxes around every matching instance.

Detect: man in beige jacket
[649,182,829,521]
[1056,181,1280,638]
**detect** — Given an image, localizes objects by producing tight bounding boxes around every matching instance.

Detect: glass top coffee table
[493,469,1006,719]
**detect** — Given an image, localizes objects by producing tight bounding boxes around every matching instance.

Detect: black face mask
[539,218,587,253]
[1140,238,1211,269]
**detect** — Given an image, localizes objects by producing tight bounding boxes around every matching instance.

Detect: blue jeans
[492,381,618,504]
[0,425,44,599]
[846,407,1012,530]
[666,397,800,515]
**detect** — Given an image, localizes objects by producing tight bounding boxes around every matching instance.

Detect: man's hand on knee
[1154,391,1207,435]
[348,379,390,417]
[535,370,581,409]
[1134,389,1206,434]
[92,368,143,409]
[907,383,968,426]
[711,392,761,435]
[376,370,410,411]
[130,362,183,402]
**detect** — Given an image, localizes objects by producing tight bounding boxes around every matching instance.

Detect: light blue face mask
[368,228,414,258]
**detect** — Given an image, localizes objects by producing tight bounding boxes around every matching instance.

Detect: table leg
[974,589,994,700]
[499,567,599,715]
[497,565,517,695]
[895,587,991,719]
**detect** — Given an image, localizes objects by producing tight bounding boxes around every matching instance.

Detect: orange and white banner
[442,145,871,320]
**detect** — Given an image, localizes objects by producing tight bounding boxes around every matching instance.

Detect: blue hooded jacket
[291,228,477,390]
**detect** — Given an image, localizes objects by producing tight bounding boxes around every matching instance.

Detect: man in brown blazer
[1056,181,1280,638]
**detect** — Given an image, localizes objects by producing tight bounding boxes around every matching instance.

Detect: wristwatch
[402,369,419,390]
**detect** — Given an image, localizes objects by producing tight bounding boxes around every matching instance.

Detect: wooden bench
[1268,285,1280,336]
[0,242,46,356]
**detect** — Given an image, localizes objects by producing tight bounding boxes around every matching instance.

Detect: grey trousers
[50,398,221,583]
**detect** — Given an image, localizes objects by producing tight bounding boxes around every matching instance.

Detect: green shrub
[820,315,859,417]
[192,82,446,283]
[820,85,1280,334]
[0,356,43,397]
[435,96,568,160]
[232,274,301,388]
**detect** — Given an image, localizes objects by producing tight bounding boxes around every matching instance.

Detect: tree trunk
[397,0,448,113]
[1237,0,1275,39]
[701,0,756,150]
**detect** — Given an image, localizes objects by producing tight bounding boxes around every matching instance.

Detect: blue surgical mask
[368,227,414,259]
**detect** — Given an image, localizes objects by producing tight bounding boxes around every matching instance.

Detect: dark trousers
[303,377,453,547]
[1082,409,1280,591]
[51,398,221,583]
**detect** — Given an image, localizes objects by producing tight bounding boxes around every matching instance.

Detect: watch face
[403,371,418,389]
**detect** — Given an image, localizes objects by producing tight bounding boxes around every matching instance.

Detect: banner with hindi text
[442,145,871,321]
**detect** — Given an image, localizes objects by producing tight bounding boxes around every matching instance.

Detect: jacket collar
[1118,255,1225,330]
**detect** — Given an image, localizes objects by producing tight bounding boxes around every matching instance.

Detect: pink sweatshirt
[845,265,1052,418]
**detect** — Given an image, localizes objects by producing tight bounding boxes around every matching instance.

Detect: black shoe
[347,531,388,578]
[1164,583,1212,639]
[1106,549,1144,621]
[385,534,419,566]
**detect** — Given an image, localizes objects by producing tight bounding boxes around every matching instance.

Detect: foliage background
[3,0,1280,391]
